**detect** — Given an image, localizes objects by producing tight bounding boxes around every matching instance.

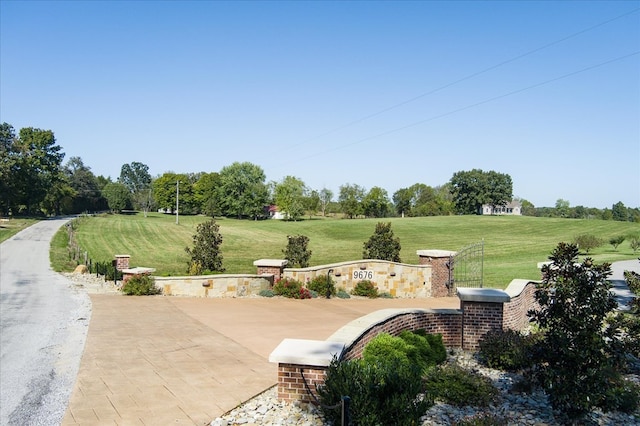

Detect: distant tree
[153,172,196,214]
[119,162,153,216]
[630,236,640,253]
[609,235,625,251]
[217,162,268,219]
[274,176,306,221]
[319,188,333,217]
[516,198,536,216]
[612,201,628,222]
[339,183,365,218]
[363,222,401,262]
[8,127,65,215]
[392,187,412,217]
[193,172,221,217]
[0,123,17,215]
[449,169,512,215]
[362,186,391,218]
[102,182,131,213]
[65,156,105,213]
[185,219,224,274]
[283,235,312,268]
[573,234,602,254]
[304,190,321,219]
[555,199,570,218]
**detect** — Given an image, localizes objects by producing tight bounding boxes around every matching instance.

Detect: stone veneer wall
[283,260,433,298]
[154,275,272,297]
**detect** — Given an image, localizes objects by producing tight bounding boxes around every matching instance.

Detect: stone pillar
[457,288,510,351]
[417,250,456,297]
[114,254,130,271]
[253,259,288,282]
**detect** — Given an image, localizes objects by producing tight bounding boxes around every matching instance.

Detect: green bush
[625,270,640,294]
[362,331,446,374]
[572,233,602,254]
[478,329,538,371]
[609,235,626,251]
[336,289,351,299]
[121,274,160,296]
[306,274,335,297]
[424,364,500,407]
[352,280,379,298]
[258,288,274,297]
[273,278,311,299]
[598,375,640,413]
[317,357,432,426]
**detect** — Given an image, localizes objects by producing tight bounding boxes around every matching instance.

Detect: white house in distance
[481,200,522,215]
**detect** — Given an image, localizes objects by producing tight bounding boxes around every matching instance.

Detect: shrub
[378,291,393,298]
[336,289,351,299]
[282,234,312,268]
[531,242,627,422]
[306,274,336,297]
[424,363,500,407]
[317,357,432,426]
[363,333,412,369]
[258,289,274,297]
[351,280,379,298]
[362,222,401,262]
[630,236,640,253]
[597,372,640,413]
[185,219,224,274]
[625,269,640,294]
[273,278,311,299]
[362,331,446,373]
[121,274,160,296]
[609,235,626,251]
[572,233,602,254]
[478,329,538,371]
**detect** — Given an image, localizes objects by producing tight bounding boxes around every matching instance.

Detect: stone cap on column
[253,259,288,267]
[457,288,511,303]
[416,250,457,258]
[269,338,345,367]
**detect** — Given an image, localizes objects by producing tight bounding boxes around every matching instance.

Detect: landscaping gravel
[211,350,640,426]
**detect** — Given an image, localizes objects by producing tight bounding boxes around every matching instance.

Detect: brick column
[253,259,288,282]
[457,288,510,351]
[417,250,456,297]
[114,254,130,271]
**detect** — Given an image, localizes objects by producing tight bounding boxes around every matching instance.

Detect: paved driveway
[62,295,459,425]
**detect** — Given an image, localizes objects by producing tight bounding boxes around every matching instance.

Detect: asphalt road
[0,218,90,426]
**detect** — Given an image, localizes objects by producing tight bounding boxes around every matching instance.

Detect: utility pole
[176,180,180,224]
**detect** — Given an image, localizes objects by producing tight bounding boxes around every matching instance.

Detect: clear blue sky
[1,1,638,209]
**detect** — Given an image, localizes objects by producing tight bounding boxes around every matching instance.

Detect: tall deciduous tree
[339,183,365,219]
[119,162,153,215]
[319,188,333,217]
[152,172,195,214]
[102,182,131,213]
[274,176,307,221]
[450,169,512,215]
[194,172,221,217]
[65,156,104,213]
[362,186,391,218]
[217,162,268,219]
[0,123,18,215]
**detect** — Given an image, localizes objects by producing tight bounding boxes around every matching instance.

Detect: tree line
[1,122,638,222]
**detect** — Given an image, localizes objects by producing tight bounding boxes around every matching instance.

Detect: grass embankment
[57,212,640,288]
[0,218,39,243]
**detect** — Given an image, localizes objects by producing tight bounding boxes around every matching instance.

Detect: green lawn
[64,212,640,288]
[0,218,39,243]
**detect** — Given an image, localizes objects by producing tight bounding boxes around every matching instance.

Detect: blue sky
[1,1,638,209]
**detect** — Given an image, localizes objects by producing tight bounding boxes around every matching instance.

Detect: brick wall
[503,281,539,331]
[341,311,462,361]
[277,364,328,404]
[417,250,455,297]
[114,255,130,271]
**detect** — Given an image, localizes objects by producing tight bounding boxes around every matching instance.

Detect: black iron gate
[448,240,484,293]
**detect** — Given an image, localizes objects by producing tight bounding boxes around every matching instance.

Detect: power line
[268,7,639,156]
[282,50,639,163]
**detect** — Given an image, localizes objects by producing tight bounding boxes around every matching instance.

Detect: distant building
[266,205,286,220]
[480,200,522,215]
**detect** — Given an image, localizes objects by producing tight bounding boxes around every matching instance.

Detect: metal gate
[448,240,484,293]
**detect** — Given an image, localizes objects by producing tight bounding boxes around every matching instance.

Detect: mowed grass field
[65,212,640,288]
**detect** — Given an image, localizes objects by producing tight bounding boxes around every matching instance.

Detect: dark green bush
[625,270,640,294]
[273,278,311,299]
[306,274,335,297]
[352,280,379,298]
[317,357,432,426]
[336,289,351,299]
[121,274,160,296]
[424,364,500,407]
[598,376,640,413]
[363,333,412,369]
[478,329,538,371]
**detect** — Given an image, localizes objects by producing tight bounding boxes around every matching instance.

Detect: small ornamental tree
[529,242,637,422]
[609,235,625,251]
[282,234,312,268]
[185,219,224,275]
[363,222,401,262]
[572,233,602,254]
